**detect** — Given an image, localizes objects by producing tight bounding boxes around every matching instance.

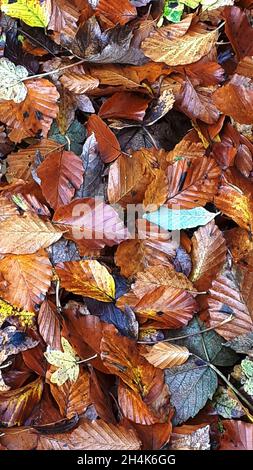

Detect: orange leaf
[0,79,59,143]
[0,378,43,427]
[100,324,165,401]
[208,266,253,340]
[87,115,121,163]
[50,371,90,418]
[166,157,221,208]
[38,299,61,349]
[56,260,115,301]
[37,149,84,210]
[99,92,150,121]
[213,74,253,125]
[95,0,137,26]
[0,251,53,311]
[6,139,61,183]
[190,220,227,291]
[220,420,253,450]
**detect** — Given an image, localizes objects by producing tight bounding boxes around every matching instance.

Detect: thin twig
[143,126,159,149]
[55,278,62,313]
[21,58,86,81]
[137,314,234,344]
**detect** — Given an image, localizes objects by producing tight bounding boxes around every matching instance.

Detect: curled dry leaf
[99,92,150,121]
[95,0,137,26]
[56,260,115,301]
[143,342,190,369]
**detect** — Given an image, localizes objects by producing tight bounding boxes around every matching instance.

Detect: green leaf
[165,357,218,425]
[49,120,86,156]
[166,317,238,366]
[1,0,50,28]
[212,386,245,419]
[143,206,217,231]
[163,1,184,23]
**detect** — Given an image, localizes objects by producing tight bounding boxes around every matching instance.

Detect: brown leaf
[165,157,221,208]
[208,266,253,340]
[167,136,206,162]
[223,6,253,61]
[100,324,165,401]
[176,81,220,124]
[190,220,227,291]
[6,139,61,183]
[107,151,153,206]
[38,299,61,350]
[0,251,52,312]
[37,149,84,210]
[0,196,18,221]
[220,420,253,450]
[0,79,59,143]
[142,28,217,66]
[0,377,43,427]
[87,115,121,163]
[214,170,253,231]
[37,417,141,450]
[95,0,137,26]
[56,260,115,301]
[53,197,128,254]
[115,235,177,278]
[143,343,190,369]
[48,0,80,41]
[50,371,90,418]
[118,381,166,425]
[89,368,116,424]
[0,213,63,254]
[213,74,253,125]
[60,69,99,94]
[99,92,150,121]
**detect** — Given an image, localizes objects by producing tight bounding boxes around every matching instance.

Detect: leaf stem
[0,360,12,370]
[22,59,86,82]
[137,314,234,344]
[77,354,98,364]
[208,362,253,413]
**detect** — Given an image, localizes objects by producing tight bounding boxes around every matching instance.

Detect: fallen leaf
[0,213,63,254]
[37,149,84,210]
[143,342,190,369]
[44,337,80,386]
[56,260,115,301]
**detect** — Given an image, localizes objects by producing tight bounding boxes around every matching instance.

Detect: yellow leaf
[0,299,34,327]
[44,337,80,386]
[143,342,190,369]
[56,260,116,302]
[1,0,51,28]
